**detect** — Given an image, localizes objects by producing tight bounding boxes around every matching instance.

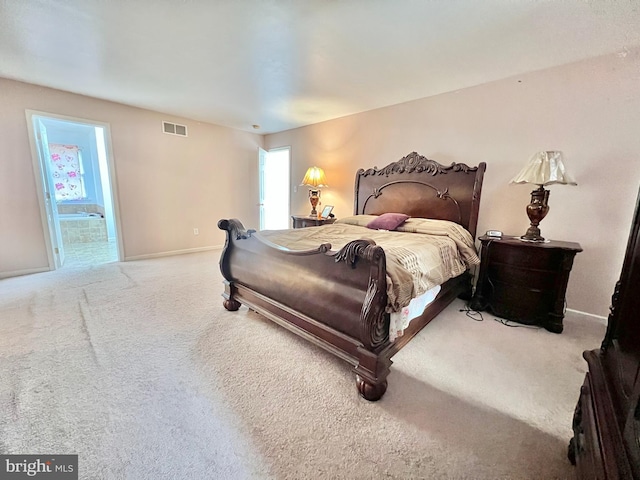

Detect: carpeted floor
[0,250,605,479]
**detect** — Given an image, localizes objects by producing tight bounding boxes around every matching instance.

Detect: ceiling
[1,1,639,134]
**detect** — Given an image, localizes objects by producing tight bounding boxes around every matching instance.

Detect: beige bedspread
[256,216,479,313]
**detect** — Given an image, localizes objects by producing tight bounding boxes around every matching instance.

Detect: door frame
[25,109,124,269]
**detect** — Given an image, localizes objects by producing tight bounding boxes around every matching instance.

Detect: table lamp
[510,151,577,242]
[300,166,328,217]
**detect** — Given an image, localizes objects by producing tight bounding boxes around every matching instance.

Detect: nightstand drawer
[489,281,556,324]
[487,240,574,271]
[488,263,557,290]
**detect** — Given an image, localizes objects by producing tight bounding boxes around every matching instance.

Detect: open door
[258,147,290,230]
[258,147,267,230]
[34,118,65,268]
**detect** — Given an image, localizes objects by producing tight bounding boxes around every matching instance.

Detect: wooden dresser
[471,235,582,333]
[568,188,640,479]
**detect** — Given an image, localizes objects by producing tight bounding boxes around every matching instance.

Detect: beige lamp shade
[510,151,577,186]
[300,166,328,188]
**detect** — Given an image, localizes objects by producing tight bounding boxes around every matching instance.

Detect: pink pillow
[366,213,410,230]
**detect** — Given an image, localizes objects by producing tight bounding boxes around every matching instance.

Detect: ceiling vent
[162,121,188,137]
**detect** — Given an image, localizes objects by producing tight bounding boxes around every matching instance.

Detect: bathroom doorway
[27,111,122,269]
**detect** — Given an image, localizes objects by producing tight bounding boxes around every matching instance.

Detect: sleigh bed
[218,152,486,401]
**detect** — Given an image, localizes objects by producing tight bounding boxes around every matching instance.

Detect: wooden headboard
[353,152,486,238]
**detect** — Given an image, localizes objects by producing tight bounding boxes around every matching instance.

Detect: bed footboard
[218,218,392,400]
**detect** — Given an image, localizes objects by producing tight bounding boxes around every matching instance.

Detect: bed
[218,151,486,401]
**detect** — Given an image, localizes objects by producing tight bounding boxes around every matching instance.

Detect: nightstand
[291,215,336,229]
[470,235,582,333]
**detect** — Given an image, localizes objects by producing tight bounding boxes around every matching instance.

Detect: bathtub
[58,213,103,219]
[59,214,107,243]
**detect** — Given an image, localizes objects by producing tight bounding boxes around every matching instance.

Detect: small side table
[470,235,582,333]
[291,215,336,229]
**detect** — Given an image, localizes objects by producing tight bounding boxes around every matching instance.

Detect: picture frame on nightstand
[320,205,334,219]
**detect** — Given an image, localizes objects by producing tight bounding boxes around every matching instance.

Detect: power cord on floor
[459,304,484,321]
[492,317,541,329]
[460,303,541,329]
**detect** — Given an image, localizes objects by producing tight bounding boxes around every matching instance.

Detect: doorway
[27,111,122,269]
[259,147,291,230]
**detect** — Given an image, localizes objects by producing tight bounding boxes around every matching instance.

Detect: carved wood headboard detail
[353,152,486,238]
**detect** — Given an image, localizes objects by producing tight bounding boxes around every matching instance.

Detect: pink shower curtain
[49,144,85,201]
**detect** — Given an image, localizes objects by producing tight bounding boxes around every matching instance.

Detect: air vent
[162,121,188,137]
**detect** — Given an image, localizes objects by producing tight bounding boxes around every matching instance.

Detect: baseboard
[0,266,50,279]
[124,245,223,261]
[566,308,607,324]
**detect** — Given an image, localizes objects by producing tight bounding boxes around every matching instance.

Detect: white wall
[0,78,262,275]
[265,49,640,317]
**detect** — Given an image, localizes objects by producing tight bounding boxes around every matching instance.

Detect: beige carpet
[0,250,605,479]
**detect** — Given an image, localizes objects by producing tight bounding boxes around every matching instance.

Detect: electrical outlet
[193,228,199,235]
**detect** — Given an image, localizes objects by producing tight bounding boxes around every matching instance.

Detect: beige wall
[0,78,262,275]
[3,48,639,316]
[266,49,640,317]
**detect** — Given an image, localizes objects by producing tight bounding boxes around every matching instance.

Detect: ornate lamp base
[521,185,550,242]
[521,227,545,242]
[308,189,320,216]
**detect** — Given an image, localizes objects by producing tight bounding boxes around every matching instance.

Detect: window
[48,144,87,201]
